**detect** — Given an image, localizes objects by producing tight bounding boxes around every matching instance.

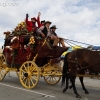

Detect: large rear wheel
[19,61,39,89]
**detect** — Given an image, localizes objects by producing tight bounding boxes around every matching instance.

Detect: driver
[50,25,66,47]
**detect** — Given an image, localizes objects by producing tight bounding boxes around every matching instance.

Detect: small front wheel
[44,64,62,85]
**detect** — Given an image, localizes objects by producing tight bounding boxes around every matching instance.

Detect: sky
[0,0,100,48]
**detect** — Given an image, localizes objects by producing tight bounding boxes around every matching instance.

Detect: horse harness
[67,49,100,72]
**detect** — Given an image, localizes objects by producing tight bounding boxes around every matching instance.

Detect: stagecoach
[0,29,68,89]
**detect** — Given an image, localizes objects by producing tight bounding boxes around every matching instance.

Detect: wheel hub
[24,73,28,77]
[24,72,31,77]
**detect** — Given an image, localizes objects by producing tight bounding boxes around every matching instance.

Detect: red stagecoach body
[3,35,68,68]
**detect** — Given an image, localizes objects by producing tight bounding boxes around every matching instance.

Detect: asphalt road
[0,72,100,100]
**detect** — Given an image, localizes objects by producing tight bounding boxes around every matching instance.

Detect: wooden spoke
[28,78,31,88]
[30,77,35,86]
[22,76,26,81]
[20,69,26,73]
[23,65,27,72]
[31,76,37,81]
[45,76,50,81]
[25,78,28,85]
[52,76,57,81]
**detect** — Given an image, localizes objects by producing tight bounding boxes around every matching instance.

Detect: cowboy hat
[41,20,45,23]
[31,17,37,21]
[50,25,57,29]
[44,21,52,25]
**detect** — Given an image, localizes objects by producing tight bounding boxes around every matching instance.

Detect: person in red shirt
[25,14,37,32]
[26,12,45,33]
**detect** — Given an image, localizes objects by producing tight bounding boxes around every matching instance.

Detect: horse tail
[62,53,69,86]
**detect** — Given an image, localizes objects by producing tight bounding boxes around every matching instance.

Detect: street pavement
[0,72,100,100]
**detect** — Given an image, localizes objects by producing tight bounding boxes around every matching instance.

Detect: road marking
[0,83,55,98]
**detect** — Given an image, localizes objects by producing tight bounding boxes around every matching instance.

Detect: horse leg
[79,77,89,94]
[69,78,73,89]
[63,74,69,93]
[70,77,81,98]
[69,77,89,94]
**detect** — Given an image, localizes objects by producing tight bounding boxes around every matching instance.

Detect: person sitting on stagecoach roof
[38,21,58,47]
[38,21,51,38]
[50,25,66,47]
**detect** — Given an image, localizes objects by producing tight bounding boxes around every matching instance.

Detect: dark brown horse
[62,48,100,98]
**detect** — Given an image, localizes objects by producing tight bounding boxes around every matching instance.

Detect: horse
[61,48,100,98]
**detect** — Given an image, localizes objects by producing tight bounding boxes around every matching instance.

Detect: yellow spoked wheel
[0,53,7,81]
[44,64,62,85]
[19,61,39,89]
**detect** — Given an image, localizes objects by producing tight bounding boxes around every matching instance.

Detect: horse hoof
[63,88,67,93]
[76,95,81,98]
[69,85,73,89]
[85,91,89,94]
